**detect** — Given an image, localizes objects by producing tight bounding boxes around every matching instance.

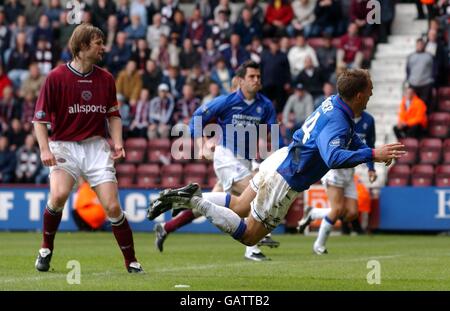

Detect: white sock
[191,197,245,238]
[315,217,334,248]
[246,244,261,255]
[311,208,331,220]
[203,192,231,208]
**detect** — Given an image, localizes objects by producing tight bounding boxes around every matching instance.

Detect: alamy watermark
[366,260,381,285]
[367,0,381,25]
[66,0,82,25]
[66,260,81,285]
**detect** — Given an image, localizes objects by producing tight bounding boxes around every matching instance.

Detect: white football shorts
[250,147,299,230]
[321,168,357,199]
[213,145,252,192]
[49,136,117,187]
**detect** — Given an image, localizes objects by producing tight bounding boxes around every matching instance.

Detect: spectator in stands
[34,165,49,184]
[20,91,35,132]
[7,31,33,89]
[124,14,147,42]
[425,28,447,87]
[393,87,428,139]
[55,11,76,51]
[6,118,26,151]
[200,37,222,72]
[4,0,25,25]
[104,15,119,53]
[263,0,294,38]
[9,15,33,49]
[0,86,20,129]
[0,10,11,65]
[314,81,334,109]
[288,32,319,79]
[161,0,179,24]
[296,55,326,100]
[150,34,180,71]
[131,39,151,73]
[129,89,150,138]
[130,0,149,27]
[146,13,171,50]
[116,0,131,30]
[34,36,53,76]
[237,0,265,25]
[92,0,117,33]
[15,133,40,183]
[288,0,316,38]
[195,0,215,23]
[142,59,163,97]
[170,9,188,47]
[214,0,234,23]
[0,135,16,183]
[406,38,434,110]
[420,0,437,20]
[221,33,249,71]
[106,31,132,76]
[248,36,264,63]
[210,57,234,95]
[116,60,143,107]
[316,34,337,81]
[186,64,211,99]
[310,0,342,37]
[282,83,314,140]
[32,14,53,47]
[234,7,262,48]
[379,0,395,43]
[179,38,201,76]
[25,0,46,26]
[148,83,175,139]
[174,84,201,125]
[350,0,375,37]
[186,7,206,47]
[202,81,221,104]
[0,63,12,100]
[337,22,363,69]
[162,65,185,100]
[209,9,234,49]
[19,63,45,99]
[260,38,291,112]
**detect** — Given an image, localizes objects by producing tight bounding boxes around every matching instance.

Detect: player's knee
[50,190,70,207]
[333,203,346,217]
[344,209,359,221]
[103,201,121,217]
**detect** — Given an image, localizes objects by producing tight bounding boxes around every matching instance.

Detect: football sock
[315,216,335,248]
[311,207,331,220]
[110,212,137,267]
[191,197,246,240]
[42,204,63,250]
[245,245,262,255]
[164,209,196,233]
[203,192,231,208]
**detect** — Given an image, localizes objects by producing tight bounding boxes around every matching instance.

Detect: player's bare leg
[94,182,143,273]
[36,170,75,272]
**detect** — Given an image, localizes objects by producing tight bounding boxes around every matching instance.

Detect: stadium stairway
[357,3,428,189]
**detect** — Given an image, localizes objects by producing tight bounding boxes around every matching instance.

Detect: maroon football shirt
[33,63,121,141]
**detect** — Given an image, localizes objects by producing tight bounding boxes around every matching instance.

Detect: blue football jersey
[354,111,376,171]
[277,95,374,192]
[189,89,280,159]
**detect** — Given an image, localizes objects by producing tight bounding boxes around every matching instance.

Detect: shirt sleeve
[316,117,373,169]
[189,95,225,138]
[32,76,53,123]
[106,75,121,118]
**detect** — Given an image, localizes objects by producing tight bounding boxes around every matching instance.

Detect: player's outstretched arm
[34,122,56,167]
[373,142,406,163]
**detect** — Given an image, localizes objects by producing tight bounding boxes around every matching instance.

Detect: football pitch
[1,232,450,291]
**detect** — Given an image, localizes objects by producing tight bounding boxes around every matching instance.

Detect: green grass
[1,232,450,291]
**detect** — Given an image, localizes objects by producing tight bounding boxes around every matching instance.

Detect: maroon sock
[164,209,196,233]
[111,215,137,267]
[42,206,63,250]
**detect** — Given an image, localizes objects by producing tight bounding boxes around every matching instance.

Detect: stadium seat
[171,137,193,164]
[435,164,450,187]
[136,164,160,188]
[118,176,135,187]
[124,149,145,163]
[438,87,450,100]
[387,164,410,186]
[444,139,450,163]
[411,164,434,187]
[428,112,450,138]
[116,163,136,176]
[419,138,442,165]
[438,99,450,112]
[184,163,208,187]
[397,138,418,165]
[160,164,184,187]
[125,138,148,150]
[207,175,218,189]
[147,149,171,163]
[148,138,171,152]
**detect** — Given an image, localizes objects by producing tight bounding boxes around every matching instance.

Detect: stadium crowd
[0,0,448,187]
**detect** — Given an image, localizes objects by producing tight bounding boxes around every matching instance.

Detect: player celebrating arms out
[33,24,143,273]
[298,110,377,254]
[149,69,405,248]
